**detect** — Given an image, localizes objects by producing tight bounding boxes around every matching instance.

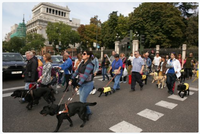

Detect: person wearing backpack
[37,53,52,88]
[58,53,72,92]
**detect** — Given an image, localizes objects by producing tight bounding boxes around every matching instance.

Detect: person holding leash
[166,52,181,95]
[108,54,123,93]
[69,50,94,117]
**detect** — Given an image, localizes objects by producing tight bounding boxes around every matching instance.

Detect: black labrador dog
[40,102,97,132]
[177,83,190,98]
[11,87,55,110]
[97,87,112,97]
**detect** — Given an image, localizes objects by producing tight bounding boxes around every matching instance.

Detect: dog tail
[85,102,97,106]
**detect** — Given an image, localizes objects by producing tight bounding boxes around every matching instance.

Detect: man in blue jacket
[59,53,72,92]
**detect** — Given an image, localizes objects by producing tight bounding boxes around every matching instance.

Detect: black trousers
[185,68,192,78]
[131,72,143,90]
[65,74,71,91]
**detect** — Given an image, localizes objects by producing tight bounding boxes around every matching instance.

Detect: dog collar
[57,104,69,116]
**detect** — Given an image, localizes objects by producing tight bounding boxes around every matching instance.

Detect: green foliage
[25,33,45,52]
[77,22,101,49]
[185,14,198,47]
[129,3,186,48]
[3,37,25,53]
[46,22,80,51]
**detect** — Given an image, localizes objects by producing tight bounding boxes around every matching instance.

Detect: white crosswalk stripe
[137,109,164,121]
[189,87,198,91]
[168,94,187,101]
[109,121,142,133]
[155,100,178,109]
[176,91,194,95]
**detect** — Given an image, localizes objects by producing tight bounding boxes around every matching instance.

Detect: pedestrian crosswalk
[109,121,142,133]
[109,86,198,132]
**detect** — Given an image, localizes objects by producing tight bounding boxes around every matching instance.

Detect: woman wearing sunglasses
[69,50,94,117]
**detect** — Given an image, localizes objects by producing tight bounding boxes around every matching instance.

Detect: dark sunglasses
[134,54,137,55]
[82,52,87,55]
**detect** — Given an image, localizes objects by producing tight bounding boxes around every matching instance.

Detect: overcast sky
[1,1,142,40]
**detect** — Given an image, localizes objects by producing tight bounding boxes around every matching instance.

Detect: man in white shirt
[153,53,161,72]
[128,52,135,65]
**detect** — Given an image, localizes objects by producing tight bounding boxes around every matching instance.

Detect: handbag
[123,67,128,77]
[128,75,132,84]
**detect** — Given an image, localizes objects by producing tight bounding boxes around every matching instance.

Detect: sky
[1,1,142,40]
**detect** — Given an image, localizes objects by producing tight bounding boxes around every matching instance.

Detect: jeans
[166,73,177,93]
[23,82,36,101]
[112,74,121,90]
[102,67,109,80]
[79,81,94,114]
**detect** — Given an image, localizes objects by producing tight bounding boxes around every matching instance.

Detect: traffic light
[140,34,145,44]
[127,42,130,49]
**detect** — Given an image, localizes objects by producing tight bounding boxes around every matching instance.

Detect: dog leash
[104,74,117,88]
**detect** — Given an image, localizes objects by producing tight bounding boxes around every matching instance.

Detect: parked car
[3,52,26,77]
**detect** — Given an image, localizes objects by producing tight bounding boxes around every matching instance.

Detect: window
[56,10,57,15]
[49,8,51,13]
[52,9,54,14]
[64,12,66,17]
[46,8,48,13]
[61,12,63,16]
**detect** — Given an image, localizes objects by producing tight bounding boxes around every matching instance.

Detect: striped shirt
[72,62,94,86]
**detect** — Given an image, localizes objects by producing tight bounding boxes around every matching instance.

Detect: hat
[114,54,119,58]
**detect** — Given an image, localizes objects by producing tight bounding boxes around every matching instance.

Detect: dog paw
[70,124,73,127]
[54,130,58,132]
[80,125,84,127]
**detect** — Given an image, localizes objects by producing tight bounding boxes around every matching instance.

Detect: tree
[172,2,198,18]
[128,3,186,48]
[101,11,119,49]
[46,22,80,51]
[77,23,101,50]
[185,13,198,47]
[5,37,25,53]
[23,33,45,53]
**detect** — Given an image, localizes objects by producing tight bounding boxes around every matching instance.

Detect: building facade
[26,2,81,55]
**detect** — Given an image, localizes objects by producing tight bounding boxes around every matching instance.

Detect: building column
[101,47,105,60]
[182,44,187,60]
[156,45,160,54]
[132,40,139,53]
[115,41,120,54]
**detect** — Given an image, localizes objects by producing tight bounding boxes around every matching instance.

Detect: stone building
[5,24,18,42]
[26,2,80,55]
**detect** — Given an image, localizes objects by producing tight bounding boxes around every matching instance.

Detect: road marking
[190,87,198,91]
[109,121,142,133]
[3,92,12,98]
[168,94,187,101]
[155,100,178,109]
[3,86,25,91]
[137,109,164,121]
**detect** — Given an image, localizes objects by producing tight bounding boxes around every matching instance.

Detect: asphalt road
[2,75,199,132]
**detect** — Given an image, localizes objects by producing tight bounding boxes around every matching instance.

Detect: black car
[3,52,26,77]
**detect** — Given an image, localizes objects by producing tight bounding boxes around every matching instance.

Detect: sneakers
[123,81,127,83]
[90,88,97,95]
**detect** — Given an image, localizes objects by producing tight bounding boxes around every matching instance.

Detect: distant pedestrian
[101,54,110,81]
[90,54,99,95]
[130,51,144,91]
[109,51,117,79]
[166,52,181,95]
[59,52,72,92]
[108,54,123,92]
[120,53,127,83]
[184,53,196,79]
[153,53,161,72]
[143,52,152,84]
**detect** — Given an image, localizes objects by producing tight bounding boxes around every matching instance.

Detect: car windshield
[3,54,24,61]
[51,56,62,63]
